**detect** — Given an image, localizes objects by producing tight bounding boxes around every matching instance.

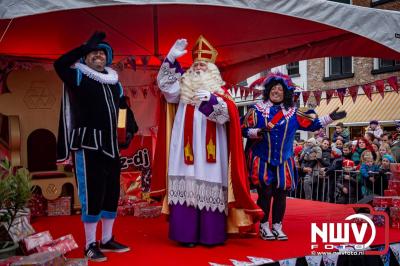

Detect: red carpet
[32,199,400,266]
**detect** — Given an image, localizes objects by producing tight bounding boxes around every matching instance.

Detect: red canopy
[0,1,399,83]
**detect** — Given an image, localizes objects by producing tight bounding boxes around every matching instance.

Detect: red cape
[150,89,263,220]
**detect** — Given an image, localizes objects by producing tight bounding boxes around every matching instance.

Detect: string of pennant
[0,57,398,108]
[124,85,160,99]
[226,76,399,106]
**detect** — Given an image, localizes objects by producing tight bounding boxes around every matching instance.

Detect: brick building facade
[308,0,400,139]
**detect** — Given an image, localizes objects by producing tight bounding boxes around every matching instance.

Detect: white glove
[193,89,211,102]
[166,39,188,63]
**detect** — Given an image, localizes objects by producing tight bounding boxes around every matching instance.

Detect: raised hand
[85,31,106,50]
[329,107,347,121]
[193,89,211,102]
[167,39,188,63]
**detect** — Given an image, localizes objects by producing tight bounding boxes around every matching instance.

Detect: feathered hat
[250,72,297,92]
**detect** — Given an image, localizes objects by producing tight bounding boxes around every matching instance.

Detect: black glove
[257,127,269,137]
[119,96,129,109]
[329,107,347,121]
[85,31,106,51]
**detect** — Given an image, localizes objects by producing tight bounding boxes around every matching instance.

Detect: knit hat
[307,138,317,146]
[343,159,355,168]
[331,147,342,158]
[382,154,395,163]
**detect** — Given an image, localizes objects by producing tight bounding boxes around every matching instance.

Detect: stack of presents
[372,163,400,228]
[0,210,85,265]
[117,171,162,218]
[0,171,161,265]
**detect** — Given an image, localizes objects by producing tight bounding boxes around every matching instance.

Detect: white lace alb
[168,176,227,214]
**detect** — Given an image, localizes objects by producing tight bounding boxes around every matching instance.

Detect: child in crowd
[300,138,321,200]
[379,143,393,161]
[360,152,380,195]
[342,143,353,160]
[337,159,358,204]
[325,147,343,203]
[374,154,395,195]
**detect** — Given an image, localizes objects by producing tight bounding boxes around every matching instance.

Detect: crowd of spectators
[291,120,400,204]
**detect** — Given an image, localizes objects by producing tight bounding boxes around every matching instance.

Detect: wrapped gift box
[390,207,400,229]
[22,231,53,253]
[4,211,35,242]
[390,163,400,180]
[392,197,400,208]
[28,193,47,217]
[384,189,398,196]
[373,196,393,208]
[47,197,71,216]
[134,204,162,218]
[35,234,78,255]
[11,251,64,266]
[373,207,387,227]
[389,180,400,195]
[117,205,133,216]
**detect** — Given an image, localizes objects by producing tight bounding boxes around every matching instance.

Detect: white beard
[180,63,225,104]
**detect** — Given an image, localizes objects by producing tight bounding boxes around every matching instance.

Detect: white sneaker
[259,222,275,241]
[272,222,288,241]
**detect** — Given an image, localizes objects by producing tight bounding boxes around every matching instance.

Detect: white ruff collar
[255,100,295,119]
[74,63,118,84]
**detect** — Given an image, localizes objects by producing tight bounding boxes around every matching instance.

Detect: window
[237,80,248,87]
[372,58,400,74]
[371,0,395,7]
[329,0,351,4]
[323,57,354,81]
[286,62,300,77]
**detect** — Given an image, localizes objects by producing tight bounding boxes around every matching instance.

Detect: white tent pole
[0,18,13,44]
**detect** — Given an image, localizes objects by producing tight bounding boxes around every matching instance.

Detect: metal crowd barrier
[289,169,391,204]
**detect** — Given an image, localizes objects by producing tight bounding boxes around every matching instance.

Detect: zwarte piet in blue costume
[241,72,346,241]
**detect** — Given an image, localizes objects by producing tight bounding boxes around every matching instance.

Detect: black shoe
[85,242,107,262]
[100,236,130,253]
[179,242,196,248]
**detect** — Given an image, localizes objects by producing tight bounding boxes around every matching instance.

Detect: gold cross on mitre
[192,35,218,63]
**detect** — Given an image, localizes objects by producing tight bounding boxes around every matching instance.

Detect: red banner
[348,85,359,104]
[240,86,246,99]
[375,80,385,99]
[387,76,399,93]
[313,90,322,106]
[302,91,310,106]
[243,86,250,99]
[234,85,240,96]
[141,87,149,99]
[325,89,335,105]
[336,88,346,105]
[253,88,263,99]
[294,92,300,103]
[362,84,373,101]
